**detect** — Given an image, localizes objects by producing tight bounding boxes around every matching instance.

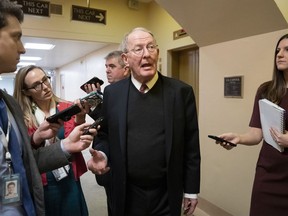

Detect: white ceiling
[21,36,108,70]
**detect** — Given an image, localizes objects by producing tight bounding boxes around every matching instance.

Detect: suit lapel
[117,79,130,159]
[160,76,174,164]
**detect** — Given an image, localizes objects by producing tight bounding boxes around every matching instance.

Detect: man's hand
[183,198,198,215]
[87,148,110,175]
[83,83,101,94]
[62,123,97,153]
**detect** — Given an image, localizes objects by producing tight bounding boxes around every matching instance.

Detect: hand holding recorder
[83,117,104,135]
[208,135,237,147]
[62,122,97,154]
[80,77,104,94]
[46,91,103,123]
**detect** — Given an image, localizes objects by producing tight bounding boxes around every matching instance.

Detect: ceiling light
[20,56,42,61]
[24,43,55,50]
[17,62,36,67]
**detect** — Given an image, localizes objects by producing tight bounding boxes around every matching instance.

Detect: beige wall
[23,0,288,215]
[199,29,287,216]
[275,0,288,22]
[21,0,150,43]
[147,2,195,75]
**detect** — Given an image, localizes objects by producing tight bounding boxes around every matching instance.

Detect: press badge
[1,174,21,206]
[51,165,70,181]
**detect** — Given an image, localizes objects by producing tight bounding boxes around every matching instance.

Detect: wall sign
[18,0,50,17]
[224,76,243,98]
[173,29,188,40]
[71,5,106,25]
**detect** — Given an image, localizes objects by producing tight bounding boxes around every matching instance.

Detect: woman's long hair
[13,65,63,128]
[259,34,288,104]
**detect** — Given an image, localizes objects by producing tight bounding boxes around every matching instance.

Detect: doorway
[170,46,199,110]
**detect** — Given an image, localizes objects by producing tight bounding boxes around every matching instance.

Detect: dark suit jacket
[96,73,201,216]
[1,90,70,216]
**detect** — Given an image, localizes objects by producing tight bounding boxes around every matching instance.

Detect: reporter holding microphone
[13,65,92,216]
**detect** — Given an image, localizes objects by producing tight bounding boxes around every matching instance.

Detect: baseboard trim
[194,196,233,216]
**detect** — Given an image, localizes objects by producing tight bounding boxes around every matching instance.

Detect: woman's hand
[216,133,239,150]
[33,120,63,145]
[74,99,89,124]
[270,128,288,148]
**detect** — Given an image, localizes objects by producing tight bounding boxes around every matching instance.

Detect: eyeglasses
[25,76,51,91]
[128,44,158,56]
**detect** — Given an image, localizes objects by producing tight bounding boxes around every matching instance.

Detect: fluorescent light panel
[20,56,42,61]
[24,43,55,50]
[17,62,36,66]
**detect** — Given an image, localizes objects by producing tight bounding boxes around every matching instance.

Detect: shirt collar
[131,72,159,92]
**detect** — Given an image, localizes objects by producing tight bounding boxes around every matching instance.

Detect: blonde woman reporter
[14,65,89,216]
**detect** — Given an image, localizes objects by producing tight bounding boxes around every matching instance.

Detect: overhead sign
[71,5,106,25]
[18,0,50,17]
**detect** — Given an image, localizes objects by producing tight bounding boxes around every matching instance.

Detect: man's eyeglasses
[25,76,51,91]
[128,44,158,56]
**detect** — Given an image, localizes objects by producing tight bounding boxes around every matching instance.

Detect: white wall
[56,43,118,100]
[0,77,15,95]
[56,44,119,123]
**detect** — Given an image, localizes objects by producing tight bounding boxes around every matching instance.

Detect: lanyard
[0,111,13,175]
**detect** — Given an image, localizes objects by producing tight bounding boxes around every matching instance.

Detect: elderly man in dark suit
[0,1,96,215]
[88,27,201,216]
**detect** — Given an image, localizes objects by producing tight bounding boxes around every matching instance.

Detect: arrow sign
[72,5,106,25]
[95,13,104,22]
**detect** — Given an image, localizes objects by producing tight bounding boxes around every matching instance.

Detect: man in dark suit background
[87,27,201,216]
[0,1,96,215]
[84,50,130,216]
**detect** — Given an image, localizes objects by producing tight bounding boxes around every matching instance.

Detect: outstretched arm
[218,127,262,150]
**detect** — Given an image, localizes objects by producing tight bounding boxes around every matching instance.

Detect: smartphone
[80,91,103,108]
[80,77,104,92]
[83,117,104,135]
[46,104,82,123]
[208,135,237,147]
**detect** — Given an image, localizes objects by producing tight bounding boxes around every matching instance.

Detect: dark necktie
[139,83,148,94]
[0,98,36,216]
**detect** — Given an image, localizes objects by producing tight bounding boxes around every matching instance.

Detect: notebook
[259,99,285,152]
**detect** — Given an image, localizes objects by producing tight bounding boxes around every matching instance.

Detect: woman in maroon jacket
[218,34,288,216]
